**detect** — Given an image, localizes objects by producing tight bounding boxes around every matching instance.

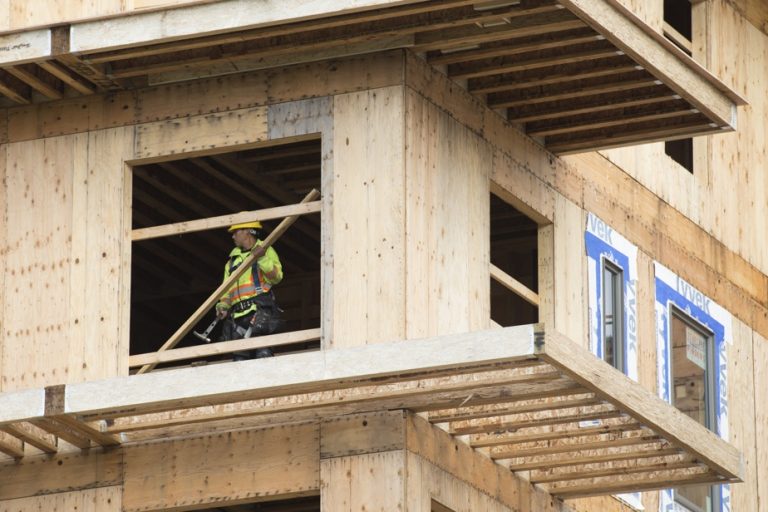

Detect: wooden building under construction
[0,0,766,510]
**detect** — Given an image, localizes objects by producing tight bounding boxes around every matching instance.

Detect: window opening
[663,0,694,173]
[129,139,321,370]
[490,193,539,327]
[601,259,624,372]
[670,307,718,512]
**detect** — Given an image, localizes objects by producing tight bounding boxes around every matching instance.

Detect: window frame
[601,257,625,373]
[668,305,720,512]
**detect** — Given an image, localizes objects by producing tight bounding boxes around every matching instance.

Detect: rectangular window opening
[129,139,322,371]
[490,193,539,327]
[670,307,719,512]
[601,259,624,372]
[665,138,694,174]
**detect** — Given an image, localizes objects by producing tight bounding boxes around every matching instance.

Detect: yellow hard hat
[228,220,262,232]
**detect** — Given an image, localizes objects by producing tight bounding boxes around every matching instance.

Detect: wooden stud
[128,327,321,367]
[131,200,321,241]
[490,263,540,306]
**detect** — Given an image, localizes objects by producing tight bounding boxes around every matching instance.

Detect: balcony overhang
[0,0,745,153]
[0,325,742,499]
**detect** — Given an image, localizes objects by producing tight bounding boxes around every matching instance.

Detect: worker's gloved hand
[215,303,229,320]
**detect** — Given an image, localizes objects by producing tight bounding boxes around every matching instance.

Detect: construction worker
[216,220,283,360]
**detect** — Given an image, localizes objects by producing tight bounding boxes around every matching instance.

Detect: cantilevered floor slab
[0,324,742,499]
[0,0,745,153]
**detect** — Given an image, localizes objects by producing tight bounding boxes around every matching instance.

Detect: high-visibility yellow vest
[218,241,282,318]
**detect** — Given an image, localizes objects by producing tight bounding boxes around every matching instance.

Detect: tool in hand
[193,317,220,343]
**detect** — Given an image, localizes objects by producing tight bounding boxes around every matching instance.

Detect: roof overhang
[0,324,743,499]
[0,0,746,154]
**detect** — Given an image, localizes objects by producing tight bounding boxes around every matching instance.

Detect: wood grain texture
[0,486,121,512]
[331,86,406,347]
[320,450,405,512]
[122,423,319,511]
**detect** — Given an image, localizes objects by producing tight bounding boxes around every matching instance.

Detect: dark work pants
[220,305,282,360]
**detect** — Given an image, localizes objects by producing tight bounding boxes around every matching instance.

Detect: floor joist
[0,324,743,498]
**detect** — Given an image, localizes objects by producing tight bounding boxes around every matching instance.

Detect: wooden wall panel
[320,451,405,511]
[553,195,587,345]
[728,318,759,512]
[405,452,514,512]
[331,87,406,348]
[133,107,268,162]
[83,127,133,381]
[123,423,320,511]
[0,127,132,391]
[636,251,657,394]
[2,136,76,391]
[753,331,768,508]
[404,89,492,338]
[0,449,123,501]
[0,144,5,393]
[599,1,768,276]
[0,486,121,512]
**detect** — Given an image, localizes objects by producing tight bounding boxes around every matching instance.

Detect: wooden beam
[505,445,681,471]
[49,416,121,447]
[0,431,25,459]
[0,449,123,501]
[526,100,693,137]
[557,0,742,127]
[415,8,584,52]
[531,457,698,484]
[535,329,743,481]
[0,423,58,453]
[37,60,97,95]
[448,40,618,79]
[546,119,717,154]
[470,420,641,448]
[549,467,719,499]
[508,84,675,122]
[486,70,656,108]
[490,433,659,459]
[429,394,597,423]
[450,408,624,435]
[136,188,320,374]
[490,263,539,306]
[129,327,321,367]
[29,417,92,449]
[427,26,599,65]
[4,65,63,100]
[0,74,31,104]
[132,200,321,241]
[468,55,637,93]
